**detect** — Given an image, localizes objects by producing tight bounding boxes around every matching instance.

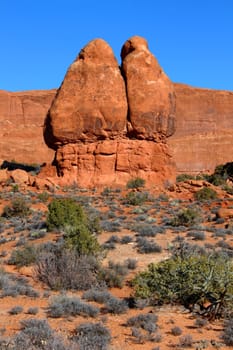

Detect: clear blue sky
[1,0,233,92]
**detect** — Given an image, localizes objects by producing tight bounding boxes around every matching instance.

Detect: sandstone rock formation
[0,89,55,165]
[55,140,174,187]
[168,84,233,174]
[44,37,176,187]
[46,38,127,146]
[121,36,176,140]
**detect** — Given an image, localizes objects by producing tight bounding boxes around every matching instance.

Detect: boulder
[45,39,128,147]
[121,36,176,140]
[10,169,29,185]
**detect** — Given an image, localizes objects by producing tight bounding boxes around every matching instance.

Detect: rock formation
[46,39,128,146]
[0,89,55,165]
[43,37,176,187]
[121,36,176,140]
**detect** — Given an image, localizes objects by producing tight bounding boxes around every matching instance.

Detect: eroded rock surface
[0,89,56,165]
[169,84,233,174]
[121,36,176,140]
[55,140,175,187]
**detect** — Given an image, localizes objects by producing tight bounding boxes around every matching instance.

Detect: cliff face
[0,89,56,165]
[169,83,233,174]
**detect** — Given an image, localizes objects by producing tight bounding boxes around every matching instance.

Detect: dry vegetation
[0,170,232,349]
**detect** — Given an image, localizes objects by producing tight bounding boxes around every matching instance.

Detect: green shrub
[46,198,86,231]
[2,198,30,218]
[133,252,233,319]
[194,187,217,201]
[127,177,145,189]
[64,224,100,256]
[170,208,201,227]
[124,191,148,206]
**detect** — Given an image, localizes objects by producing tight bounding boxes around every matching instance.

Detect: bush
[9,306,23,315]
[83,288,112,304]
[8,245,37,267]
[2,198,30,218]
[179,334,193,348]
[124,191,149,206]
[104,296,128,314]
[136,237,162,254]
[15,318,52,347]
[126,313,158,333]
[194,187,217,201]
[127,177,145,189]
[133,252,233,319]
[99,261,128,288]
[13,318,68,349]
[171,326,182,336]
[46,198,86,231]
[64,225,100,256]
[35,245,99,290]
[73,322,111,350]
[48,294,99,318]
[222,318,233,346]
[170,208,201,227]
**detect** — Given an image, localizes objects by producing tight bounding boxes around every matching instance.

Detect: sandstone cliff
[169,83,233,174]
[0,89,56,165]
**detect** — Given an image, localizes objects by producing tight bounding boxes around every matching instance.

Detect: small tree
[46,198,86,231]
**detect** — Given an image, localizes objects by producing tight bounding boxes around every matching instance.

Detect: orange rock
[169,83,233,174]
[0,169,8,184]
[121,36,176,140]
[0,89,55,165]
[216,208,233,219]
[45,39,127,146]
[55,139,176,187]
[10,169,29,184]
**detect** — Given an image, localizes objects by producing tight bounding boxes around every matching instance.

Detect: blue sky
[1,0,233,91]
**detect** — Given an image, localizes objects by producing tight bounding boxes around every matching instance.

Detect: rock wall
[0,89,56,165]
[169,83,233,174]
